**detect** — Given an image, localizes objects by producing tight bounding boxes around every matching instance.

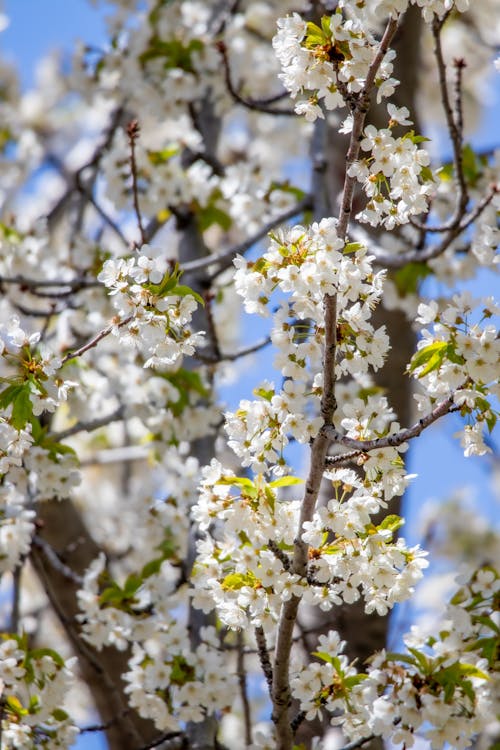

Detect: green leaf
[221,571,257,591]
[52,708,69,722]
[147,145,179,165]
[393,262,431,295]
[378,514,404,533]
[437,162,454,181]
[197,205,232,232]
[0,222,22,242]
[344,674,368,689]
[403,130,431,144]
[409,341,448,377]
[312,650,335,664]
[486,412,497,433]
[268,476,304,488]
[139,37,203,73]
[343,242,364,255]
[253,386,274,401]
[217,475,254,488]
[304,21,329,47]
[385,651,418,667]
[5,695,28,717]
[29,648,65,668]
[407,646,431,672]
[123,574,142,596]
[420,165,435,183]
[268,180,306,202]
[10,383,34,430]
[169,284,205,306]
[321,15,331,36]
[457,662,489,680]
[141,557,164,579]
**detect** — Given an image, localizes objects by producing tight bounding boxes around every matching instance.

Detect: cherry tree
[0,1,498,749]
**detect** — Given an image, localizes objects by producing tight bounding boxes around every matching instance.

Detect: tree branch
[61,315,133,365]
[271,17,401,749]
[181,197,312,277]
[216,40,296,116]
[326,389,461,457]
[51,406,125,441]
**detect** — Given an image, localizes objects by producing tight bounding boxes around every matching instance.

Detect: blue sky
[1,2,499,748]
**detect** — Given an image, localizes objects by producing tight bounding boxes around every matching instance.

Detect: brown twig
[409,18,468,234]
[236,631,252,747]
[31,536,83,586]
[127,119,147,246]
[371,184,498,268]
[217,41,296,116]
[51,406,125,442]
[61,315,133,365]
[255,625,274,699]
[196,336,272,365]
[326,390,462,457]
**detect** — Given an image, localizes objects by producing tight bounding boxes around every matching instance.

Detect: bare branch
[326,389,462,457]
[0,275,99,292]
[180,196,312,277]
[369,185,498,268]
[31,536,83,586]
[135,731,187,750]
[51,406,125,442]
[217,40,296,116]
[271,17,401,748]
[46,106,125,228]
[61,315,133,365]
[127,119,147,246]
[255,625,274,699]
[196,336,271,365]
[236,631,252,747]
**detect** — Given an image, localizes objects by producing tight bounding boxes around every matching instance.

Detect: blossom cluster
[124,626,236,732]
[0,0,497,747]
[412,292,500,456]
[285,564,498,749]
[98,245,204,368]
[192,461,426,630]
[348,121,433,228]
[0,636,78,749]
[273,0,471,126]
[273,12,398,122]
[0,316,80,573]
[229,219,388,473]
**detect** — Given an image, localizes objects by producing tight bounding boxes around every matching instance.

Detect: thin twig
[61,315,133,365]
[31,536,83,586]
[80,709,132,734]
[46,152,129,247]
[236,631,252,747]
[51,406,125,442]
[180,196,311,278]
[267,539,292,571]
[410,17,468,234]
[46,105,124,227]
[370,185,498,268]
[196,336,272,364]
[0,275,99,291]
[255,625,274,699]
[135,731,186,750]
[217,41,296,116]
[325,390,462,455]
[338,735,376,750]
[127,119,147,246]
